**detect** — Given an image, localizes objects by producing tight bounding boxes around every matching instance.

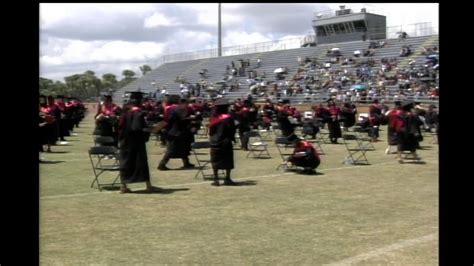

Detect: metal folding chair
[88,146,121,191]
[317,128,332,144]
[341,133,370,165]
[352,127,376,151]
[275,137,296,170]
[245,131,272,159]
[191,141,224,179]
[94,136,115,146]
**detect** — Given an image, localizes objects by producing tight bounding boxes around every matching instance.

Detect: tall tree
[83,70,102,97]
[102,73,118,92]
[122,70,136,80]
[39,77,54,95]
[139,65,152,76]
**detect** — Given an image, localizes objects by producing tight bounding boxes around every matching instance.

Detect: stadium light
[218,3,222,57]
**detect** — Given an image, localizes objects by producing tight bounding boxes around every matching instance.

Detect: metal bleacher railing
[149,22,437,68]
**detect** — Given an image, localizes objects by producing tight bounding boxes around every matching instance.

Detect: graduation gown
[288,141,321,169]
[209,114,236,170]
[276,107,295,137]
[164,105,190,158]
[327,106,342,139]
[118,107,150,184]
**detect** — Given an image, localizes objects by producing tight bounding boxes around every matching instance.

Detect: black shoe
[223,179,237,186]
[181,163,195,169]
[211,180,220,186]
[157,165,170,171]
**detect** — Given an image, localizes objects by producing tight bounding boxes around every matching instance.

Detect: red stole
[209,114,231,129]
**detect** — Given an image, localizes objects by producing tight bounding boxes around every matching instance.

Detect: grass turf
[40,112,438,265]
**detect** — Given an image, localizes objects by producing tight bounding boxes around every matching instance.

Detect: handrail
[150,22,437,68]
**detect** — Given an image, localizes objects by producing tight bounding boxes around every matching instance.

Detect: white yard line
[326,233,438,265]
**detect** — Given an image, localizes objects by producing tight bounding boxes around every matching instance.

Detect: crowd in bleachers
[156,38,438,106]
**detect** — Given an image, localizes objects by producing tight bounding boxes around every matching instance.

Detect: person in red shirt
[386,101,403,154]
[327,100,342,144]
[286,134,321,174]
[95,94,121,145]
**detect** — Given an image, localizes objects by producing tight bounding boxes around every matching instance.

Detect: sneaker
[59,141,69,145]
[211,180,220,186]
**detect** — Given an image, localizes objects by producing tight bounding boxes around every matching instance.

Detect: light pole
[218,3,222,57]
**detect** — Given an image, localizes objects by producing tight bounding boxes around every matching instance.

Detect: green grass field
[40,112,438,265]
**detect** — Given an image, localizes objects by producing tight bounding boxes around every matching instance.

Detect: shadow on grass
[403,160,427,165]
[228,180,258,186]
[39,160,66,164]
[132,187,190,194]
[285,168,325,176]
[101,186,121,191]
[246,157,273,160]
[418,146,432,150]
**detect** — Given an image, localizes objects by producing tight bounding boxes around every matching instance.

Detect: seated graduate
[285,134,321,175]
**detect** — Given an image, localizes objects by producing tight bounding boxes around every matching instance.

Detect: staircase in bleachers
[115,35,438,103]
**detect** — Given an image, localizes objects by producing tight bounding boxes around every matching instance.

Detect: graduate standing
[118,91,154,193]
[209,98,237,186]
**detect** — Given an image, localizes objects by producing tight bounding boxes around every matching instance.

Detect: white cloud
[40,3,157,29]
[224,31,272,47]
[40,38,166,67]
[144,12,174,28]
[39,3,439,82]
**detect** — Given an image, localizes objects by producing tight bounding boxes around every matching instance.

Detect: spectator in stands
[199,69,208,79]
[399,46,411,57]
[297,56,302,66]
[368,41,378,49]
[364,48,375,57]
[398,32,408,42]
[256,58,261,68]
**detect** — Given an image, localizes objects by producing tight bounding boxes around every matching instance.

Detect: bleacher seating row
[114,35,438,104]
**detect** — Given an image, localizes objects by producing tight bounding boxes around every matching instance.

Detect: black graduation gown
[165,107,190,158]
[118,108,150,184]
[209,114,236,170]
[341,108,356,128]
[398,113,420,152]
[327,118,342,139]
[277,109,295,137]
[289,142,320,169]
